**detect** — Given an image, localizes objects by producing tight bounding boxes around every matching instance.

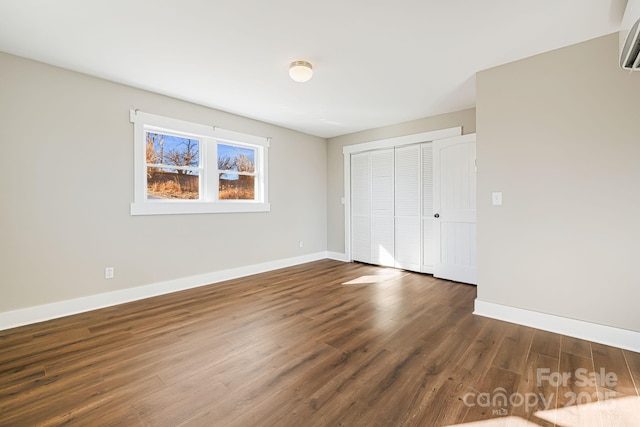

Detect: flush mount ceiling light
[289,60,313,82]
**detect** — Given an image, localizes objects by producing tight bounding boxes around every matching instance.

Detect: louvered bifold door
[370,149,395,266]
[394,144,421,271]
[421,143,435,273]
[351,152,371,263]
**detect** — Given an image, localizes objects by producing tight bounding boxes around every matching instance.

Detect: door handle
[434,213,440,218]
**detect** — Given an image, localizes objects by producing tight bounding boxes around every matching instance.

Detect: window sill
[130,201,271,216]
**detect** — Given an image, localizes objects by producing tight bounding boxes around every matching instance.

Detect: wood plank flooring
[1,259,639,426]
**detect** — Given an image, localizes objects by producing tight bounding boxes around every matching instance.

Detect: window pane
[219,173,255,200]
[217,143,255,173]
[147,132,199,167]
[147,167,199,200]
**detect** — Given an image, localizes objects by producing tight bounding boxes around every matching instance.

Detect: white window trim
[130,110,270,215]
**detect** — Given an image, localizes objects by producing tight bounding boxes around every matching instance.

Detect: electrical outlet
[105,267,114,279]
[299,240,304,248]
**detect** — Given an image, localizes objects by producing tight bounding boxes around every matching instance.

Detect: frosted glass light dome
[289,61,313,82]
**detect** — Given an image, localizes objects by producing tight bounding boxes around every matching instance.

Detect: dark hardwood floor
[1,259,638,426]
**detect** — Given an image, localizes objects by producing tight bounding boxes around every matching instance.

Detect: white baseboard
[0,252,330,332]
[474,299,640,353]
[326,251,349,262]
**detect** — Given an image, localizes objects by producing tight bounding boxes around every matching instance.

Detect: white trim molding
[474,299,640,353]
[326,251,349,262]
[0,252,334,332]
[342,127,462,155]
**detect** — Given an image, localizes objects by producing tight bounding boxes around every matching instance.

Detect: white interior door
[350,152,371,263]
[433,134,477,284]
[370,149,395,267]
[421,143,435,273]
[394,145,421,271]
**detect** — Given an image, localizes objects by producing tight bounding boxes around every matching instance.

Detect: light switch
[492,192,503,206]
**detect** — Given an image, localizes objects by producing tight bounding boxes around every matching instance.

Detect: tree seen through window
[217,143,256,200]
[146,132,200,200]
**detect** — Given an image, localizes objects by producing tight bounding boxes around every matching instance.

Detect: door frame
[342,127,461,263]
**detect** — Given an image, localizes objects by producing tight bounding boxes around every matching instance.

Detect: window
[146,131,201,200]
[217,143,256,200]
[130,110,270,215]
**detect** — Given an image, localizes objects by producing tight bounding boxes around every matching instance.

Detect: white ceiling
[0,0,627,138]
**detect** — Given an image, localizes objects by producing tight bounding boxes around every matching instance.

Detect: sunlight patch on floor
[341,269,407,285]
[535,395,640,426]
[447,396,640,426]
[447,416,539,426]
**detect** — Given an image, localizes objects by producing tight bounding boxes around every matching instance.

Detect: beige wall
[326,108,476,253]
[5,30,636,336]
[477,33,640,332]
[0,52,327,312]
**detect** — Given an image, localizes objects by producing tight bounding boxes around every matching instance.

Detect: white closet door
[433,134,477,284]
[370,149,395,266]
[351,152,371,263]
[394,145,421,271]
[421,143,435,273]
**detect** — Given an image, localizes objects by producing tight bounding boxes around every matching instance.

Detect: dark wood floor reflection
[1,260,638,426]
